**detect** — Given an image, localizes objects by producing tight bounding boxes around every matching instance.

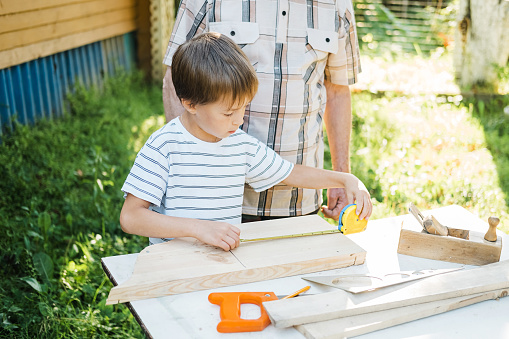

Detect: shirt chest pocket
[307,28,339,56]
[299,28,343,82]
[209,22,260,70]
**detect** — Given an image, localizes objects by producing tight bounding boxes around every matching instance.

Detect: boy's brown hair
[171,32,258,108]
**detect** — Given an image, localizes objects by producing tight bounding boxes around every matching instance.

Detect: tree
[453,0,509,92]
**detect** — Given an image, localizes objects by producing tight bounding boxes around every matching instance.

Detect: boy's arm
[281,165,372,220]
[120,193,241,251]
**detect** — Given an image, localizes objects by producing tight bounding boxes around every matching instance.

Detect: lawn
[0,53,508,337]
[344,52,509,226]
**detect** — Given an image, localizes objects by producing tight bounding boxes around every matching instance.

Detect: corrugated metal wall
[0,32,135,135]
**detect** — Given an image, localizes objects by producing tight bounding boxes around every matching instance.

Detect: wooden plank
[0,21,136,69]
[0,7,136,51]
[0,0,136,34]
[397,220,502,265]
[105,215,366,305]
[0,0,91,15]
[263,259,509,328]
[296,289,509,339]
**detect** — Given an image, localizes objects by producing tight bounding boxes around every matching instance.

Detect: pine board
[0,0,136,35]
[1,7,136,51]
[0,0,89,15]
[0,21,136,69]
[295,289,509,339]
[105,215,366,305]
[264,259,509,328]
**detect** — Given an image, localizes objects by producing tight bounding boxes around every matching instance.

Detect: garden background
[1,0,508,337]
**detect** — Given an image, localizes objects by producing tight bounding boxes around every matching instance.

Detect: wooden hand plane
[398,204,502,265]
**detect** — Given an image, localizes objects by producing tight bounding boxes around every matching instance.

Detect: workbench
[102,205,509,338]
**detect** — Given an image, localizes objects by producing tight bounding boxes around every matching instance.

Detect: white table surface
[102,205,509,338]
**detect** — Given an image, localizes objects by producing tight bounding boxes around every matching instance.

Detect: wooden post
[149,0,175,81]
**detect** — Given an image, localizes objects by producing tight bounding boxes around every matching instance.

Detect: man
[162,0,362,222]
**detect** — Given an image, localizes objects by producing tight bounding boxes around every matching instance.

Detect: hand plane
[398,204,502,265]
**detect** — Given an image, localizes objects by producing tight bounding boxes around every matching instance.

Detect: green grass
[324,91,509,231]
[1,68,508,338]
[0,72,162,338]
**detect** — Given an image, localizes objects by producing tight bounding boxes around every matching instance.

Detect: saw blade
[302,267,463,293]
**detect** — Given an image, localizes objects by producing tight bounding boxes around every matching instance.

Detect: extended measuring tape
[240,204,368,242]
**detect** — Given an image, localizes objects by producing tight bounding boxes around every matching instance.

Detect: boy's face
[182,97,249,142]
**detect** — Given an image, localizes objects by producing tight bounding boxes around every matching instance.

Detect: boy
[120,33,372,251]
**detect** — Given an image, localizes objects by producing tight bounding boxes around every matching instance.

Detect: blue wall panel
[0,32,136,136]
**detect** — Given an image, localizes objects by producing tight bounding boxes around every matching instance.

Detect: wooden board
[1,7,136,51]
[263,259,509,328]
[0,21,136,69]
[295,289,509,339]
[0,0,95,15]
[0,0,136,35]
[0,0,138,68]
[105,215,366,305]
[397,220,502,265]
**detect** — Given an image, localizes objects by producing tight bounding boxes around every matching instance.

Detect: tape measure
[240,204,368,242]
[338,204,368,235]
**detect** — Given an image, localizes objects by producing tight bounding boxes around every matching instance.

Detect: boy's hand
[343,174,373,221]
[195,221,241,251]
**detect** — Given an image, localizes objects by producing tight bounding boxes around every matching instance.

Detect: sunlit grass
[130,115,165,154]
[0,72,159,338]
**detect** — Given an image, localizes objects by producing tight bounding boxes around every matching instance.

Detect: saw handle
[208,292,278,333]
[484,217,500,242]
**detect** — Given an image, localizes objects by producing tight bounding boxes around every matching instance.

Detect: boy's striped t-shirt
[122,117,294,244]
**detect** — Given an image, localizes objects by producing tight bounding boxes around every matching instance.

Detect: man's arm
[321,80,352,220]
[163,66,187,122]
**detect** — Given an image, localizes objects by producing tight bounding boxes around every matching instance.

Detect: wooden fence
[353,0,453,53]
[0,0,138,69]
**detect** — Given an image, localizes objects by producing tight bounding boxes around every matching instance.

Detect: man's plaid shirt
[163,0,361,217]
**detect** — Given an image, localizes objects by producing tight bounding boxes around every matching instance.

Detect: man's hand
[322,178,372,222]
[322,188,349,220]
[194,221,241,251]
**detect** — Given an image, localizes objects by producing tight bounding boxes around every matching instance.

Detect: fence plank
[0,0,92,16]
[1,7,136,51]
[0,21,136,69]
[0,0,136,34]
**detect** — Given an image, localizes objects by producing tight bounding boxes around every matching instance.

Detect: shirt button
[325,37,330,43]
[230,31,236,36]
[282,11,287,16]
